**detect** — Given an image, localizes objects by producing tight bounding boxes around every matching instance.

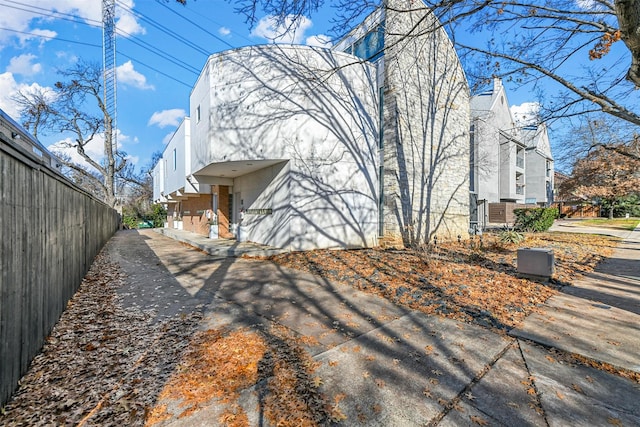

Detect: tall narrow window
[196,105,201,123]
[173,148,177,171]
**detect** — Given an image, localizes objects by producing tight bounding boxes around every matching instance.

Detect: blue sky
[0,1,624,174]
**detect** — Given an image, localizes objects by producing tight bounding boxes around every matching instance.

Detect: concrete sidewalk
[106,229,640,426]
[513,223,640,372]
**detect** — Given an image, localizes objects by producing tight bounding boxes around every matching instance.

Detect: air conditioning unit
[517,248,554,277]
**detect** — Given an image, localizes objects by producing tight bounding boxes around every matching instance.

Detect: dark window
[350,24,385,62]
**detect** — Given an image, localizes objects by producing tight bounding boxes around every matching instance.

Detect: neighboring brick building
[154,0,470,250]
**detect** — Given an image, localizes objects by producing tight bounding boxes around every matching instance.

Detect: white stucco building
[154,0,470,250]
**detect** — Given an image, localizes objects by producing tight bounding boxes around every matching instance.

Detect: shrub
[499,227,525,244]
[514,207,558,232]
[149,204,167,227]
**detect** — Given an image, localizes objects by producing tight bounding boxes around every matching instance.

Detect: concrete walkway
[512,222,640,373]
[104,228,640,426]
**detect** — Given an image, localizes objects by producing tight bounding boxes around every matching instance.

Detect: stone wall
[381,0,470,246]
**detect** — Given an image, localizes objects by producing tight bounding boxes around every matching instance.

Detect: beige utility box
[517,248,554,277]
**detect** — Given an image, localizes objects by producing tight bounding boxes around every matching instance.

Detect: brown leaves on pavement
[0,252,202,427]
[265,232,617,330]
[147,323,339,427]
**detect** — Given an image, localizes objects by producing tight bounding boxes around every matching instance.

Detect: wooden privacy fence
[554,202,600,218]
[0,137,119,406]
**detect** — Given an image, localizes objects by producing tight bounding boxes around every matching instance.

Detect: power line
[0,0,102,26]
[0,0,238,86]
[0,25,194,88]
[115,0,212,57]
[0,26,102,48]
[169,0,253,45]
[0,1,201,76]
[118,52,193,88]
[154,0,236,49]
[117,27,200,74]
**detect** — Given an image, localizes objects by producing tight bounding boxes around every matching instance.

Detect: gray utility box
[517,248,554,277]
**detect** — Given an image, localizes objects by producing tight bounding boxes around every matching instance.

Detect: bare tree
[217,0,639,130]
[555,114,640,168]
[457,1,640,129]
[14,61,140,207]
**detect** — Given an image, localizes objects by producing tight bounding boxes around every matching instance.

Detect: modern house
[521,124,554,206]
[470,79,525,226]
[469,79,555,227]
[153,0,470,250]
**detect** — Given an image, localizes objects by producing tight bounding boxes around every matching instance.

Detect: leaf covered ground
[0,231,620,426]
[264,231,618,330]
[0,252,203,427]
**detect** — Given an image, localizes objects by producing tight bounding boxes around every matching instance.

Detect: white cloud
[0,72,52,119]
[251,15,313,44]
[148,109,187,128]
[162,132,174,145]
[116,10,146,36]
[219,27,231,36]
[124,153,140,165]
[306,34,332,48]
[48,136,104,169]
[47,128,135,170]
[16,28,58,48]
[117,60,154,90]
[7,54,42,76]
[575,0,599,9]
[0,73,21,118]
[511,102,540,127]
[0,0,144,50]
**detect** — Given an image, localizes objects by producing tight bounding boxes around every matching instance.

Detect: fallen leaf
[470,415,489,425]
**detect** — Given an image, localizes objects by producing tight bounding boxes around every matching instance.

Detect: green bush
[122,214,138,229]
[513,207,558,232]
[121,203,166,229]
[601,195,640,218]
[149,204,167,228]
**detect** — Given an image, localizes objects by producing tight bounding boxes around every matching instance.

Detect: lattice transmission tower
[102,0,117,156]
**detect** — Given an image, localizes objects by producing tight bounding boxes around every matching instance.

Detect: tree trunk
[615,0,640,87]
[609,204,615,219]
